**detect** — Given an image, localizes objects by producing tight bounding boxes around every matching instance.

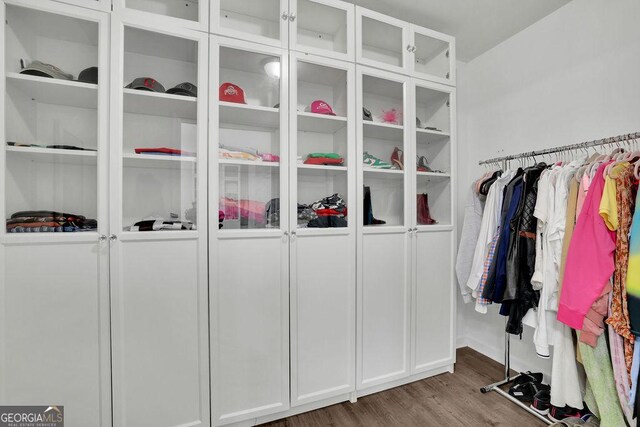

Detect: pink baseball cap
[306,100,336,116]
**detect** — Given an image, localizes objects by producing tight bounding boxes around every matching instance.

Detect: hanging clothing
[578,332,626,427]
[558,162,616,330]
[627,180,640,335]
[456,184,485,303]
[466,170,517,304]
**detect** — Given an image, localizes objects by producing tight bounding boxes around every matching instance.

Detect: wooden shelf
[297,112,347,133]
[123,88,197,120]
[6,145,97,165]
[219,102,280,129]
[123,153,196,169]
[363,121,404,141]
[6,72,97,109]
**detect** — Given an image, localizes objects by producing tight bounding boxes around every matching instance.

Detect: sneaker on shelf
[548,404,592,422]
[530,389,551,415]
[363,152,392,169]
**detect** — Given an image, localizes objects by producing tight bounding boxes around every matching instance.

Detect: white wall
[456,0,640,378]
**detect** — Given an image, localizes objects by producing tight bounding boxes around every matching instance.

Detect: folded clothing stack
[308,193,347,228]
[303,152,344,166]
[8,142,96,151]
[129,218,194,232]
[220,197,266,226]
[7,210,97,233]
[264,194,347,228]
[219,144,279,163]
[135,147,194,157]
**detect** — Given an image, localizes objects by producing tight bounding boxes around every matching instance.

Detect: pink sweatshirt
[557,162,616,330]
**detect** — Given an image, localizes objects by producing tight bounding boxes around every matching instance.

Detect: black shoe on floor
[548,404,592,422]
[530,389,550,415]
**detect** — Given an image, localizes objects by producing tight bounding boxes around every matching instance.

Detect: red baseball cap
[306,100,336,116]
[219,82,246,104]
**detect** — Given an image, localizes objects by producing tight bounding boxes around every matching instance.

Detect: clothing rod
[478,132,640,165]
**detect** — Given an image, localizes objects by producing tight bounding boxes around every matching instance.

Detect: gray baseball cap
[20,60,73,80]
[125,77,165,93]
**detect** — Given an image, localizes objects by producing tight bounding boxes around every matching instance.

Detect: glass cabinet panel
[414,83,453,227]
[294,0,351,59]
[361,74,407,227]
[121,26,200,232]
[217,0,283,46]
[120,0,202,24]
[4,4,100,234]
[413,30,453,83]
[217,47,283,231]
[358,8,407,71]
[295,58,350,229]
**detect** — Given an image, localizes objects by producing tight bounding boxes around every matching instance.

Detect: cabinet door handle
[406,44,413,52]
[291,231,297,240]
[109,234,117,241]
[98,234,107,242]
[289,13,296,22]
[281,12,289,20]
[412,46,417,53]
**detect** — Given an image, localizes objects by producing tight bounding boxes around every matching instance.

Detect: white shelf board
[363,166,404,178]
[297,164,347,176]
[363,121,404,141]
[6,72,97,109]
[219,159,280,168]
[123,153,196,169]
[219,102,280,129]
[6,145,97,165]
[123,88,197,120]
[417,129,450,144]
[417,171,450,180]
[297,112,347,133]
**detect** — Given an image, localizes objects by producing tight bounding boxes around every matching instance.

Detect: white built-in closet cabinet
[0,0,456,426]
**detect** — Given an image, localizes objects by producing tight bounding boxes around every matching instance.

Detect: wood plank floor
[263,347,546,426]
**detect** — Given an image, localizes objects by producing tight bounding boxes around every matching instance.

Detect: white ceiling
[346,0,572,61]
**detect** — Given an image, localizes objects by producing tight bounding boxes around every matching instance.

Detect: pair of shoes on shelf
[365,148,436,173]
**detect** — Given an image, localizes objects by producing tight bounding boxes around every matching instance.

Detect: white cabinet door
[52,0,111,12]
[212,236,290,425]
[290,234,355,406]
[109,18,210,427]
[0,240,111,427]
[358,231,411,388]
[113,0,208,31]
[211,0,289,49]
[356,6,411,75]
[290,0,355,62]
[289,52,356,406]
[412,230,455,373]
[409,24,456,87]
[210,36,290,426]
[110,237,209,427]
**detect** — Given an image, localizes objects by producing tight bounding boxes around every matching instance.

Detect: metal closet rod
[478,132,640,166]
